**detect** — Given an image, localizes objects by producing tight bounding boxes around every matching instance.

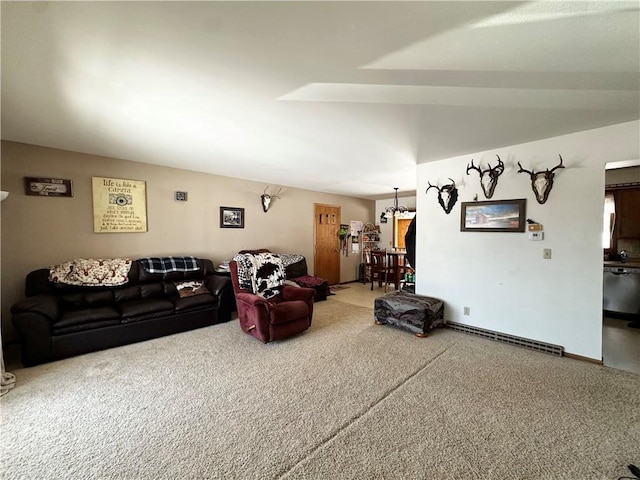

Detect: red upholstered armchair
[229,258,314,343]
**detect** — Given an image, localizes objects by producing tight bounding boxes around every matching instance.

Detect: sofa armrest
[11,294,60,321]
[11,295,58,367]
[205,275,232,296]
[235,291,270,307]
[204,275,235,322]
[282,285,315,302]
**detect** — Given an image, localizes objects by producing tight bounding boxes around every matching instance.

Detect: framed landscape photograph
[220,206,244,228]
[460,199,526,232]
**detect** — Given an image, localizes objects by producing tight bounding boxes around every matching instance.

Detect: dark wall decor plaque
[24,177,73,197]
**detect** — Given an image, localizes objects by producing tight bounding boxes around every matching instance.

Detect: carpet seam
[275,342,456,479]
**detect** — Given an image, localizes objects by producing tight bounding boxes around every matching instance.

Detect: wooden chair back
[370,250,387,291]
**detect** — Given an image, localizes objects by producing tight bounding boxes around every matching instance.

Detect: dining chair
[370,250,387,291]
[385,252,405,291]
[362,249,372,284]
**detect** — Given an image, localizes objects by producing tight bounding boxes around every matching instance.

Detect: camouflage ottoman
[374,291,444,337]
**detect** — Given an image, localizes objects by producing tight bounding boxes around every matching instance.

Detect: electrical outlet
[543,248,552,260]
[463,306,470,316]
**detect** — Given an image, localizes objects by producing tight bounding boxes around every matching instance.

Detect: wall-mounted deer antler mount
[260,186,282,213]
[466,154,504,199]
[517,155,565,204]
[426,178,458,214]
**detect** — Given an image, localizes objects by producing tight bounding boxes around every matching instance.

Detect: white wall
[416,121,640,360]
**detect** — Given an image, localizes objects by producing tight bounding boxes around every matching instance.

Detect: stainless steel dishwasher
[603,266,640,316]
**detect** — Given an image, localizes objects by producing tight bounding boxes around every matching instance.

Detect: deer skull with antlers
[260,186,282,213]
[517,155,565,204]
[426,178,458,214]
[466,154,504,199]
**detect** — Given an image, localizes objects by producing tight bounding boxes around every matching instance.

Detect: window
[603,192,615,249]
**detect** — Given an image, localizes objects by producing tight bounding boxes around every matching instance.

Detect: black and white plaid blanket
[138,256,200,273]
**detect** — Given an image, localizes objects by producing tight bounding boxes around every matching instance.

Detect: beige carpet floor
[1,298,639,479]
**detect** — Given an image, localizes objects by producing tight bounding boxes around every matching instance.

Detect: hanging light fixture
[381,187,408,219]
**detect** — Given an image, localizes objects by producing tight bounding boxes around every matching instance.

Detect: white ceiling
[2,1,639,199]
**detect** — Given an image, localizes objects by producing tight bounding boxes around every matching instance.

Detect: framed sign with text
[92,177,147,233]
[24,177,73,197]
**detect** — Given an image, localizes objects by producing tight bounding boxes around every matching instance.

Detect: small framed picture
[24,177,73,197]
[175,191,188,201]
[220,206,244,229]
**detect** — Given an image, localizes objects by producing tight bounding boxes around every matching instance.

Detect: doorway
[602,160,640,375]
[393,211,416,250]
[314,203,341,285]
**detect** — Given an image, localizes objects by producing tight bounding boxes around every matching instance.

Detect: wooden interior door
[394,217,413,249]
[314,204,341,285]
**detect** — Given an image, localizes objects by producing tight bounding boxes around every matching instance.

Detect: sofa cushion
[284,257,308,279]
[140,283,165,298]
[138,256,200,274]
[61,290,114,310]
[115,285,141,303]
[49,258,132,287]
[119,298,174,321]
[173,293,217,312]
[53,318,123,335]
[136,258,206,284]
[174,280,209,298]
[55,306,121,329]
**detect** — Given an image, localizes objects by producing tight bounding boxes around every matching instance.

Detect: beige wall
[1,141,374,342]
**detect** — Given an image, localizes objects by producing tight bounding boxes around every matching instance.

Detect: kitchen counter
[604,261,640,269]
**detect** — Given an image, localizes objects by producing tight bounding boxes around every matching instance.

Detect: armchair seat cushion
[269,300,309,325]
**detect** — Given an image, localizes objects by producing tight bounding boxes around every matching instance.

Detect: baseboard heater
[445,321,564,357]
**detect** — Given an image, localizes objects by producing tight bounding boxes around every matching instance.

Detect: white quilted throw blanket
[49,258,132,287]
[244,253,286,299]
